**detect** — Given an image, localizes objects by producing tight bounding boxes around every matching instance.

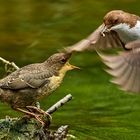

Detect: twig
[54,125,69,139]
[46,94,73,114]
[35,101,41,109]
[0,57,19,70]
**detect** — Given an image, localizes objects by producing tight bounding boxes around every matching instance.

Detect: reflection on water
[0,0,140,139]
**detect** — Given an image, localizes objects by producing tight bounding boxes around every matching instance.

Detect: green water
[0,0,140,139]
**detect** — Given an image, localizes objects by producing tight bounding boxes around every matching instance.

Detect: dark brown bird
[66,10,140,93]
[0,52,79,125]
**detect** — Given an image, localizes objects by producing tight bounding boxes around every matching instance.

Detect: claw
[26,106,52,121]
[16,107,51,127]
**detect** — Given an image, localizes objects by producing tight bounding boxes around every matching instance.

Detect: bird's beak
[101,25,110,37]
[66,61,80,70]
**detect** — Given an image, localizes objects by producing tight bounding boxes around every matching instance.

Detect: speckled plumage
[0,52,76,109]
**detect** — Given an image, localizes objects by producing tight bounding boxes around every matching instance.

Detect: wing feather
[0,63,52,90]
[66,24,124,52]
[98,47,140,93]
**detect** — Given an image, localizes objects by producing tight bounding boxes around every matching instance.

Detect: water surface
[0,0,140,139]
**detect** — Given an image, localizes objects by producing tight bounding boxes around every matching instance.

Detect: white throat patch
[111,21,140,43]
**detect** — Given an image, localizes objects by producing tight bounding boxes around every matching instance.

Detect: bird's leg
[16,108,45,126]
[26,106,52,119]
[26,106,52,125]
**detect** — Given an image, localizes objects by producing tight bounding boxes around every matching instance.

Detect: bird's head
[103,10,125,29]
[101,10,136,35]
[45,52,80,74]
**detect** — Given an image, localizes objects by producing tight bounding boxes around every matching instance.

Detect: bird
[66,10,140,93]
[0,52,79,125]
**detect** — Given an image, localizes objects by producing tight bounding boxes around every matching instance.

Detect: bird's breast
[48,75,64,92]
[37,66,69,98]
[111,21,140,43]
[37,73,65,98]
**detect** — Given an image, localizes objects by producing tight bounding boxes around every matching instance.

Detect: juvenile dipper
[0,52,79,124]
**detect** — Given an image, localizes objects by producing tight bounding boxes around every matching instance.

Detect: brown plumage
[66,10,140,93]
[0,52,78,124]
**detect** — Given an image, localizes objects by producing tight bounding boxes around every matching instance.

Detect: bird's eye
[60,58,66,63]
[114,19,118,23]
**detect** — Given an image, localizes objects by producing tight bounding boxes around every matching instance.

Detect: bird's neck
[59,65,70,76]
[112,21,140,43]
[36,65,70,98]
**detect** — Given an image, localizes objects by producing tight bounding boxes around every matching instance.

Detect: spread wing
[98,40,140,93]
[66,24,124,52]
[0,63,53,90]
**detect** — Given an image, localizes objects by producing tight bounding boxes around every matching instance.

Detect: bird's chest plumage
[37,72,65,97]
[47,75,64,92]
[112,21,140,43]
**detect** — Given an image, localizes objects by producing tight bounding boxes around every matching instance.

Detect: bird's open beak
[66,61,80,70]
[101,25,110,37]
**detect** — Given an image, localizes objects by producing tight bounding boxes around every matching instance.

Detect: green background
[0,0,140,139]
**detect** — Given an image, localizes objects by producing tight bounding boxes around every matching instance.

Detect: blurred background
[0,0,140,139]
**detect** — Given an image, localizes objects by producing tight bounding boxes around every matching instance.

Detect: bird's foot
[26,106,52,120]
[16,107,50,127]
[26,106,52,126]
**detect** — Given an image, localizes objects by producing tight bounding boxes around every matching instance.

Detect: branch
[54,125,69,139]
[0,57,19,70]
[0,57,19,74]
[46,94,73,114]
